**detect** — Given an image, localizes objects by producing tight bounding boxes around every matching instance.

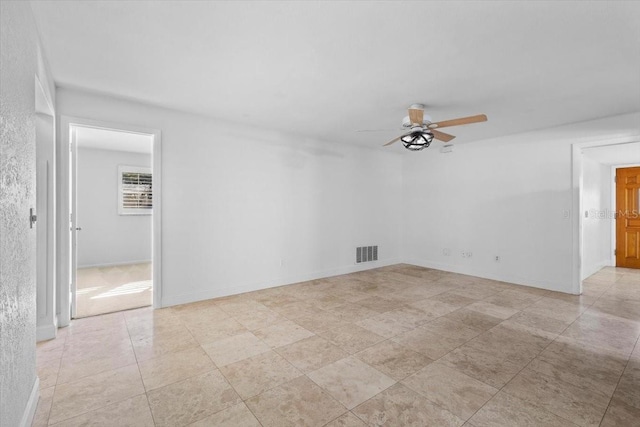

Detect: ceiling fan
[363,104,488,151]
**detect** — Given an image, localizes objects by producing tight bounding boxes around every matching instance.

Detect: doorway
[575,141,640,293]
[72,126,154,317]
[57,116,162,326]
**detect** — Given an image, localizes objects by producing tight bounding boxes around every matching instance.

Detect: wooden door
[616,167,640,268]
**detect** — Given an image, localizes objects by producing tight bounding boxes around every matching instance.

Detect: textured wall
[1,2,39,426]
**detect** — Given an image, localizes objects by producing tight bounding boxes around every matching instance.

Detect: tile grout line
[318,409,360,427]
[44,366,144,426]
[471,275,622,426]
[36,333,67,426]
[280,270,616,424]
[45,319,142,425]
[38,267,636,427]
[54,314,149,424]
[240,398,267,427]
[135,314,247,427]
[595,272,640,426]
[597,333,640,427]
[142,306,311,427]
[60,313,145,425]
[398,288,592,425]
[341,280,528,422]
[462,313,584,425]
[334,291,521,423]
[215,345,307,421]
[124,312,161,427]
[43,383,57,427]
[366,278,563,422]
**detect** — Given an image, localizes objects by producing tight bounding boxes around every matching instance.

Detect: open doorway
[58,117,162,326]
[578,142,640,288]
[72,126,154,317]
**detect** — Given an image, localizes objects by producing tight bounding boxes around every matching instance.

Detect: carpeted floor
[75,262,152,318]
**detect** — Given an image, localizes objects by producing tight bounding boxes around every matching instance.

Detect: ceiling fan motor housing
[402,114,433,128]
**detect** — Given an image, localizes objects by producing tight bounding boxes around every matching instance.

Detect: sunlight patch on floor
[76,262,152,317]
[91,280,152,299]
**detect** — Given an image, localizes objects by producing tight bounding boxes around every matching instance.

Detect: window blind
[121,172,152,209]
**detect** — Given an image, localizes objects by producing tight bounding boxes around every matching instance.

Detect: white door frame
[58,116,162,326]
[571,136,640,295]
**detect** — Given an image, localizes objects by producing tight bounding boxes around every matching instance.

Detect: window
[118,165,152,215]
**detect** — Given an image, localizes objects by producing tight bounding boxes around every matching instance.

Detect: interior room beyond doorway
[74,127,154,317]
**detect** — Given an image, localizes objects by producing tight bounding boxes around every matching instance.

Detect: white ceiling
[31,1,640,146]
[583,142,640,166]
[75,127,153,154]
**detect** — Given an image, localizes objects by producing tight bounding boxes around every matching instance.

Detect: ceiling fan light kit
[380,104,488,151]
[401,130,434,151]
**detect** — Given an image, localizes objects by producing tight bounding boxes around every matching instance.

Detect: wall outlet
[442,248,451,256]
[495,255,500,262]
[461,251,473,258]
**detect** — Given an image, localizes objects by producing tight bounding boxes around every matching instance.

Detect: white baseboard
[77,259,152,269]
[20,377,39,427]
[36,322,57,342]
[405,258,576,294]
[161,257,401,307]
[160,255,584,308]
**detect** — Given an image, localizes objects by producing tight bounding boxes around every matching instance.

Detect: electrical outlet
[461,251,473,258]
[495,255,500,262]
[443,248,451,256]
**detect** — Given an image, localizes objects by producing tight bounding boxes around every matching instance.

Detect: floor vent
[356,245,378,263]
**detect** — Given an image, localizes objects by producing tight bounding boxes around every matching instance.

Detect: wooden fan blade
[431,129,455,142]
[428,114,487,129]
[383,135,403,146]
[408,108,424,125]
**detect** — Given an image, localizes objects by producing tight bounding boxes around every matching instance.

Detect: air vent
[356,245,378,263]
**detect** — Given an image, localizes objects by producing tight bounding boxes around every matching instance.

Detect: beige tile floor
[75,263,152,318]
[34,264,640,426]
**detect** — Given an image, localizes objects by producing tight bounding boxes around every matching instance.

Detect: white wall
[77,147,152,268]
[581,157,612,279]
[1,2,56,426]
[57,88,402,306]
[402,113,640,294]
